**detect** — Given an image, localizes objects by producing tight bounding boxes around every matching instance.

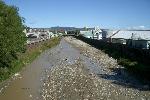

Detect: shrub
[0,1,26,68]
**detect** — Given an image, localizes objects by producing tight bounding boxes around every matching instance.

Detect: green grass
[0,37,61,82]
[102,48,150,81]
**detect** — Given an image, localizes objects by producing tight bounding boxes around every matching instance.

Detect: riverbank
[42,37,150,100]
[0,37,149,100]
[74,35,150,82]
[0,37,61,82]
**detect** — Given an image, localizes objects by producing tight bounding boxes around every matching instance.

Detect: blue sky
[4,0,150,29]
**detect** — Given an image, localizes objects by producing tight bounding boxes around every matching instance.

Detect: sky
[4,0,150,29]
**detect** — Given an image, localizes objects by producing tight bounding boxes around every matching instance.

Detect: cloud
[139,26,145,28]
[127,25,147,30]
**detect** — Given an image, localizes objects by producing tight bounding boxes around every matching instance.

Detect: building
[101,29,114,39]
[80,30,93,38]
[48,32,55,38]
[80,26,102,39]
[127,39,150,49]
[103,30,150,40]
[126,33,150,49]
[39,32,49,39]
[93,27,102,40]
[101,29,150,49]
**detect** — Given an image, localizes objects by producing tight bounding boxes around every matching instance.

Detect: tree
[0,1,26,67]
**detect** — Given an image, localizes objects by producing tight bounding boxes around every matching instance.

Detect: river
[0,37,149,100]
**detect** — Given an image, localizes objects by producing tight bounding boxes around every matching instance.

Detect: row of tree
[0,1,26,67]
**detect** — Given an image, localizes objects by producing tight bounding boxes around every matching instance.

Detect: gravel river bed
[0,37,150,100]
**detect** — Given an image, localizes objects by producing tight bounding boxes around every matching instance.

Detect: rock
[29,94,32,98]
[0,88,4,93]
[14,73,20,77]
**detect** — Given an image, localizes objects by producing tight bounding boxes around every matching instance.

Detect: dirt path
[0,37,150,100]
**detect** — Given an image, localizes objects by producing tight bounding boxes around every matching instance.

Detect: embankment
[0,37,61,82]
[74,35,150,81]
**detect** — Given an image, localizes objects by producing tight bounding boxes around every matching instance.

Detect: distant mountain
[50,27,95,31]
[50,27,77,31]
[27,26,99,32]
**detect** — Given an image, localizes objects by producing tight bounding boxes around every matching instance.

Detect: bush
[0,1,26,68]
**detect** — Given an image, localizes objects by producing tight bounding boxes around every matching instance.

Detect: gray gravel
[42,37,150,100]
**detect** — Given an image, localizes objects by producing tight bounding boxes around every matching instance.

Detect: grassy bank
[103,48,150,81]
[0,37,61,82]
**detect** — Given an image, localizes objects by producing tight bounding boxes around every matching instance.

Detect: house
[101,29,114,39]
[127,39,150,49]
[93,27,102,40]
[48,32,55,38]
[53,33,58,37]
[107,30,127,44]
[80,26,102,39]
[102,30,150,45]
[126,32,150,49]
[65,31,67,35]
[57,32,63,36]
[102,29,150,49]
[80,30,93,38]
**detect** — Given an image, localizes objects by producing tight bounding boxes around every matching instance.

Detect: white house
[57,32,63,36]
[102,30,150,49]
[80,26,102,39]
[93,27,102,40]
[103,30,150,40]
[80,30,93,38]
[48,32,54,38]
